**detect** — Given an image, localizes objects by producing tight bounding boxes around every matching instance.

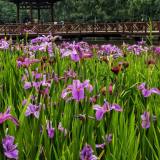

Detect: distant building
[9,0,61,23]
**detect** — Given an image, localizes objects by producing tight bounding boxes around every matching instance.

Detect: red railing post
[4,25,7,36]
[122,23,125,33]
[80,23,81,34]
[158,22,160,33]
[145,22,147,33]
[105,23,108,32]
[116,22,118,32]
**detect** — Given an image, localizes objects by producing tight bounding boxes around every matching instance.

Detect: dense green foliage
[0,37,160,159]
[0,0,160,23]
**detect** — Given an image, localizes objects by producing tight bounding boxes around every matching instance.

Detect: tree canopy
[0,0,159,23]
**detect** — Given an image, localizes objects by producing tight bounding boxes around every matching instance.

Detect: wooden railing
[0,22,160,36]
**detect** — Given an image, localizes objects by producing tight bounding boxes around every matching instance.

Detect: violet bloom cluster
[0,39,9,50]
[23,74,51,96]
[29,42,53,55]
[127,44,148,55]
[32,71,42,79]
[99,44,123,59]
[93,101,123,120]
[29,35,56,55]
[61,80,93,101]
[31,35,50,44]
[138,83,160,97]
[63,69,77,80]
[0,108,19,126]
[80,144,97,160]
[2,135,18,159]
[153,47,160,55]
[46,121,55,138]
[53,69,77,82]
[17,57,40,68]
[60,41,93,62]
[141,112,150,129]
[25,103,41,119]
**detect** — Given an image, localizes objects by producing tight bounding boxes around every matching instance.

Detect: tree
[0,0,159,23]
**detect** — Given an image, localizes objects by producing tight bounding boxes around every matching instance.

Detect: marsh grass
[0,43,160,160]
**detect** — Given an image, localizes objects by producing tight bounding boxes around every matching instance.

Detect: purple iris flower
[61,85,72,100]
[61,47,80,62]
[138,83,160,97]
[24,75,51,91]
[72,80,85,101]
[150,88,160,94]
[70,49,81,62]
[106,134,113,143]
[95,143,105,149]
[93,101,122,120]
[22,99,27,106]
[25,104,41,118]
[137,40,146,45]
[47,44,53,55]
[58,122,67,136]
[2,135,18,159]
[39,42,50,52]
[31,35,50,44]
[32,81,42,89]
[93,102,110,120]
[46,121,55,138]
[80,144,97,160]
[111,104,123,112]
[138,83,146,90]
[60,41,93,62]
[32,72,42,79]
[82,80,93,92]
[16,57,40,68]
[98,44,122,58]
[61,80,93,102]
[29,45,40,52]
[154,47,160,55]
[61,48,72,57]
[64,69,77,79]
[41,75,51,87]
[24,82,32,90]
[141,112,150,129]
[127,44,148,55]
[0,39,9,50]
[0,108,19,126]
[96,133,112,149]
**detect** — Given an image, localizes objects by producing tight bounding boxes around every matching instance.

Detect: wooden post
[51,4,54,22]
[16,2,20,23]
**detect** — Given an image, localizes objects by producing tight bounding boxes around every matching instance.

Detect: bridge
[0,21,160,39]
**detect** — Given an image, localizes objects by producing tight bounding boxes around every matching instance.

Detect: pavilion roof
[9,0,61,5]
[9,0,61,9]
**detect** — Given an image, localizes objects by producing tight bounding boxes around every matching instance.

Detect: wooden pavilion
[9,0,61,23]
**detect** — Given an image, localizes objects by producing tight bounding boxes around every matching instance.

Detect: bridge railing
[0,22,160,35]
